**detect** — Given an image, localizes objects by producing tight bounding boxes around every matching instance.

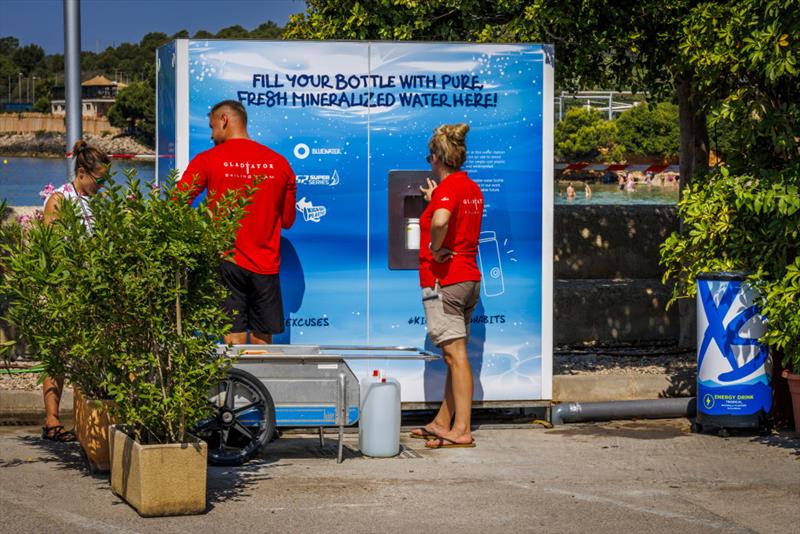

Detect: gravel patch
[555,346,696,376]
[0,371,41,391]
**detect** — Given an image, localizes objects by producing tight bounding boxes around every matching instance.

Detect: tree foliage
[554,107,623,162]
[108,81,155,145]
[615,102,680,161]
[681,0,800,175]
[286,0,697,95]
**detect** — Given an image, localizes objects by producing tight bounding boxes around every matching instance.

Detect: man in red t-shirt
[178,100,296,345]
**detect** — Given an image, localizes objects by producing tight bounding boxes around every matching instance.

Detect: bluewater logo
[294,143,310,160]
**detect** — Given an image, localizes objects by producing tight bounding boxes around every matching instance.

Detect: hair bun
[72,139,87,154]
[442,123,469,143]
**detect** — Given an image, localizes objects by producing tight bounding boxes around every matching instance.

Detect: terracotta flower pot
[72,388,117,473]
[109,425,208,517]
[781,370,800,432]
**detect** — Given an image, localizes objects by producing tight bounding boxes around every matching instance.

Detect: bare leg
[224,332,248,345]
[426,337,473,445]
[411,369,453,437]
[435,368,455,428]
[250,332,272,344]
[42,376,63,430]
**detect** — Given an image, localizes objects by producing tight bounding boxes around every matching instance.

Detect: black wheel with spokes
[193,368,275,466]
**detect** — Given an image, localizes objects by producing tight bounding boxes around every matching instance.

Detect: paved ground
[0,419,797,533]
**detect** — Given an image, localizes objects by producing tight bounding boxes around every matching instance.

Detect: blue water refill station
[694,272,772,434]
[156,39,554,407]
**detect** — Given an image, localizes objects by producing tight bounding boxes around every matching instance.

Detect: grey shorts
[421,281,481,347]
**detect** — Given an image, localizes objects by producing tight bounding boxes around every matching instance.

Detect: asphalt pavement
[0,419,797,533]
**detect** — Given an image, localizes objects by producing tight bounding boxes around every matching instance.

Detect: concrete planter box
[73,388,117,473]
[109,425,208,517]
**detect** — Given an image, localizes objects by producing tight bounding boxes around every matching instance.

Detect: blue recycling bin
[694,272,772,434]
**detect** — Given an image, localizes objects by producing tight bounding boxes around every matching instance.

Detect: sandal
[409,426,440,440]
[425,436,476,449]
[42,425,77,443]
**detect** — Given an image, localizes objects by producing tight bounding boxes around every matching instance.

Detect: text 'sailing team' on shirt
[179,138,297,274]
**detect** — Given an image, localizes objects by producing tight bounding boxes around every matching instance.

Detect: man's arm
[281,170,297,229]
[176,153,208,203]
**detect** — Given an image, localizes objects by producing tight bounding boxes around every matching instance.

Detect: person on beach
[566,182,576,200]
[584,182,592,199]
[40,140,111,442]
[177,100,296,345]
[411,123,483,449]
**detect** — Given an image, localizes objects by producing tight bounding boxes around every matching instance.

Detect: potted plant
[760,261,800,431]
[85,171,250,516]
[1,196,122,471]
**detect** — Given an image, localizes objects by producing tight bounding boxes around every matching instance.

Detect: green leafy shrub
[555,107,624,162]
[661,0,800,373]
[616,102,679,162]
[1,170,254,442]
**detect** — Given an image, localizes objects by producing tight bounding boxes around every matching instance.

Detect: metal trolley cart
[193,345,438,465]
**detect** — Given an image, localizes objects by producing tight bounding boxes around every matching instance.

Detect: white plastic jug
[358,376,401,457]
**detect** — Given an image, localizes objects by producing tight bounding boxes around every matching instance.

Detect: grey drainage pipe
[550,398,696,425]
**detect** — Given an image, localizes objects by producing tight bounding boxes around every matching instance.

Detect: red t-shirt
[418,171,484,288]
[178,138,297,275]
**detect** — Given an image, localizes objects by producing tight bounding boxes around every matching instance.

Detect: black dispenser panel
[388,170,431,270]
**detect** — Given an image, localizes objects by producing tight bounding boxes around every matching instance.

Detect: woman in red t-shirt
[411,123,484,449]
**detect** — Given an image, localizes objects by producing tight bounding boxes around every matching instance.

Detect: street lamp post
[32,76,38,103]
[18,73,22,103]
[64,0,82,179]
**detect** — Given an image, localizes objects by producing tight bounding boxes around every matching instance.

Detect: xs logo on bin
[698,281,768,383]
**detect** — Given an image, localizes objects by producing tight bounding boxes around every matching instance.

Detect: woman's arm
[430,208,453,263]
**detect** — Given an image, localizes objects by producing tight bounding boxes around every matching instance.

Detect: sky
[0,0,307,54]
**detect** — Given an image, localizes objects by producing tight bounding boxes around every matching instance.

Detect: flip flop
[425,436,476,449]
[409,426,439,439]
[41,425,77,443]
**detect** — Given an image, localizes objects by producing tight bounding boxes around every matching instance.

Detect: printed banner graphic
[158,40,554,402]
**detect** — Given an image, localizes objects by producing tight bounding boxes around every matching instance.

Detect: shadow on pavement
[9,432,99,478]
[257,436,363,461]
[207,460,277,509]
[749,431,800,457]
[545,419,690,440]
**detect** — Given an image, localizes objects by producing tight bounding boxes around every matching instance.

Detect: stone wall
[553,205,683,346]
[0,112,119,136]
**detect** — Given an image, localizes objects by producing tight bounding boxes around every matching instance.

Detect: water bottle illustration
[478,230,504,297]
